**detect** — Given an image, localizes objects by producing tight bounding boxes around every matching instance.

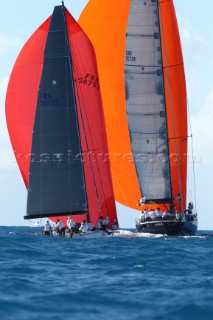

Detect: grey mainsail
[125,0,172,202]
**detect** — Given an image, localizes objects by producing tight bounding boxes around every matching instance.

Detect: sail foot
[143,198,173,205]
[24,211,87,220]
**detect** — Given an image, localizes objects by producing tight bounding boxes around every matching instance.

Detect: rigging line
[185,137,193,199]
[70,50,111,216]
[186,170,192,199]
[83,111,112,215]
[169,135,192,140]
[158,2,184,212]
[163,62,184,69]
[63,7,73,215]
[191,136,197,212]
[112,172,129,206]
[186,176,194,211]
[76,89,103,216]
[69,49,104,217]
[187,99,197,212]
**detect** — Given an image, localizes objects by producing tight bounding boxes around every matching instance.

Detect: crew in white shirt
[55,219,65,237]
[66,215,75,237]
[43,220,51,235]
[97,216,104,229]
[101,216,111,235]
[176,212,181,220]
[87,222,95,231]
[102,217,109,227]
[162,211,170,220]
[112,219,119,230]
[144,209,151,221]
[140,211,145,222]
[155,207,163,220]
[79,220,88,233]
[67,216,75,231]
[150,209,157,220]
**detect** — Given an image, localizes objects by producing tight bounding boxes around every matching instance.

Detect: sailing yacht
[5,4,117,237]
[79,0,198,235]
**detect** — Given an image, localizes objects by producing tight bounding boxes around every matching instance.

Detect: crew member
[55,219,65,237]
[79,220,88,233]
[43,220,51,236]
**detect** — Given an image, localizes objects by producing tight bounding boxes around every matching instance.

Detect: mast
[62,5,91,222]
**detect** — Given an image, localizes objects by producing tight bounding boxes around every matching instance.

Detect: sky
[0,0,213,230]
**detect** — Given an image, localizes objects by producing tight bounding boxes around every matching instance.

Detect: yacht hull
[52,229,113,239]
[136,220,198,236]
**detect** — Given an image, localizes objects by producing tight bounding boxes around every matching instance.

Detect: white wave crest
[113,229,164,238]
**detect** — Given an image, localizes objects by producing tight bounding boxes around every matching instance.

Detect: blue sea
[0,227,213,320]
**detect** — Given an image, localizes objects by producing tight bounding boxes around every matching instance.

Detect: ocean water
[0,227,213,320]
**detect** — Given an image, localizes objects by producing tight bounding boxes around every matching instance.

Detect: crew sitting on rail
[97,216,104,229]
[188,202,194,213]
[79,220,88,233]
[185,209,194,221]
[155,207,163,220]
[88,222,95,231]
[150,209,157,221]
[139,211,145,222]
[102,216,109,229]
[144,209,151,221]
[112,218,119,230]
[176,212,181,220]
[162,211,170,220]
[95,216,111,235]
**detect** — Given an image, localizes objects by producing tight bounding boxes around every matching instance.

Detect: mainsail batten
[125,0,172,201]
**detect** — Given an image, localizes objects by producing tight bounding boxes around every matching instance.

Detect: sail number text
[76,73,99,89]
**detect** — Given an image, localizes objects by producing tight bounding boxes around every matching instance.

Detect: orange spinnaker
[79,0,141,209]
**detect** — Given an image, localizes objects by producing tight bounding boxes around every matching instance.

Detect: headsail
[6,5,117,226]
[79,0,187,212]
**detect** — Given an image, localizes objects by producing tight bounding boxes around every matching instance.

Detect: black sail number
[76,73,99,89]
